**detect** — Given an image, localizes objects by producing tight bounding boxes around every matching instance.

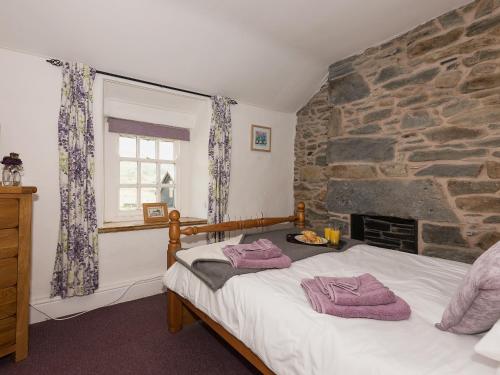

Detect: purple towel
[315,274,396,306]
[315,276,360,295]
[223,246,292,269]
[223,239,282,260]
[301,279,411,321]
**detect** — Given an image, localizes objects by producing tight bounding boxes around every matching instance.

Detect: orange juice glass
[330,229,341,246]
[324,227,332,242]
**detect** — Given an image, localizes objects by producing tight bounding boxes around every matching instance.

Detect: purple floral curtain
[51,62,99,298]
[207,96,233,242]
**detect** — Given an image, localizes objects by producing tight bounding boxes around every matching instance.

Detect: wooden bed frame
[166,202,306,375]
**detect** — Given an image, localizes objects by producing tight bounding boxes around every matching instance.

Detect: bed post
[167,210,183,333]
[296,202,305,229]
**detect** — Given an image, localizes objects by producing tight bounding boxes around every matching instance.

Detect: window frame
[104,131,181,222]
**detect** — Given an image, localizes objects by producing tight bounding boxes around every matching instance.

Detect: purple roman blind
[107,117,190,141]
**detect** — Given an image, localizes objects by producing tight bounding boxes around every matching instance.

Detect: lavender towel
[223,246,292,269]
[315,276,360,295]
[315,274,396,306]
[301,279,411,321]
[223,239,282,260]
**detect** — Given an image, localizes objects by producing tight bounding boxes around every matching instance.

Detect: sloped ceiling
[0,0,470,112]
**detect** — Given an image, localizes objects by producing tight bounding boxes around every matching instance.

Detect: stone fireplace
[294,0,500,263]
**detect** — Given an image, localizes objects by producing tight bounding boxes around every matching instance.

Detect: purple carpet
[0,294,259,374]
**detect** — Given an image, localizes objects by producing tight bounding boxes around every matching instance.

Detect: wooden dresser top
[0,187,37,194]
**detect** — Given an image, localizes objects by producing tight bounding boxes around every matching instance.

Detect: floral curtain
[51,62,99,298]
[207,96,233,242]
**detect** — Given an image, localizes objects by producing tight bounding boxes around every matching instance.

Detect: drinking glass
[331,228,341,246]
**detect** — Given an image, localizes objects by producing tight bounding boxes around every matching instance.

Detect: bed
[163,203,498,375]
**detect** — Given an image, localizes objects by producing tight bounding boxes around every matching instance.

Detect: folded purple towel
[315,274,396,306]
[223,247,292,269]
[301,278,410,321]
[315,275,360,295]
[223,239,282,260]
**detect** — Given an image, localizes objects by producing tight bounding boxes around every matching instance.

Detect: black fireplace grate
[350,214,418,254]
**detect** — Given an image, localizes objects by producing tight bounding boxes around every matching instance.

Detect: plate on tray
[294,234,328,245]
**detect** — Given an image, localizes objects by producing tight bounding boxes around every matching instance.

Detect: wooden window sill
[98,217,207,234]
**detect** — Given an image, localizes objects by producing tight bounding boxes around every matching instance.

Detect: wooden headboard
[166,202,305,269]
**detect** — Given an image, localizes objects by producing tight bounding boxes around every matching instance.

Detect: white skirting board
[29,273,166,324]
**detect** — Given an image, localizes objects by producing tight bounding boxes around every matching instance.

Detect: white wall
[188,101,296,220]
[0,47,295,322]
[229,105,296,219]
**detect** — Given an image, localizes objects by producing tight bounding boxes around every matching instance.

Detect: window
[119,134,177,211]
[105,132,181,221]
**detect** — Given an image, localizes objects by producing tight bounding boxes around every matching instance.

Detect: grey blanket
[175,228,362,291]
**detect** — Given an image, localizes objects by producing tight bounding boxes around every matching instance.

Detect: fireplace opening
[350,214,418,254]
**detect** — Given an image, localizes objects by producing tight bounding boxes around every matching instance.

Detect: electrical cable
[29,276,161,321]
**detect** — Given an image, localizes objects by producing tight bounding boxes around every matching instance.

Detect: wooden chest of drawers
[0,186,36,362]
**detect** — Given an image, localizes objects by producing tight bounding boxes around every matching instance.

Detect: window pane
[160,163,175,184]
[120,188,137,210]
[140,138,155,159]
[160,186,175,208]
[119,136,136,158]
[141,162,157,184]
[141,188,157,204]
[159,141,174,160]
[120,161,137,184]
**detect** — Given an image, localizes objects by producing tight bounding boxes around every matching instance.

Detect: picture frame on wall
[250,124,272,152]
[142,203,169,223]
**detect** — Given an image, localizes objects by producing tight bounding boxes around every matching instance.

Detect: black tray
[286,233,346,250]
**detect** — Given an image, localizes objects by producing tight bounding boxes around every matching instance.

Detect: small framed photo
[251,125,271,152]
[142,203,169,223]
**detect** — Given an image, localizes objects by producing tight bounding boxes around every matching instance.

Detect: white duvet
[163,244,499,375]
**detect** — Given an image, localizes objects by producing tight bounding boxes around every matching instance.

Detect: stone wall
[294,0,500,263]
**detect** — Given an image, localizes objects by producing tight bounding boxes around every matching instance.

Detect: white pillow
[475,319,500,364]
[176,235,243,266]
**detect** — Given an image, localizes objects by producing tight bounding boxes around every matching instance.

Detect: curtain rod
[46,58,237,104]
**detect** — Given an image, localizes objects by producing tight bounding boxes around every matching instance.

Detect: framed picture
[142,203,169,223]
[251,125,272,152]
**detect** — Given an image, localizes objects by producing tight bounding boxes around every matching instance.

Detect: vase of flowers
[1,153,23,186]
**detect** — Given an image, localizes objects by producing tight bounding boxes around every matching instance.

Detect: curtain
[207,96,233,242]
[51,62,99,298]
